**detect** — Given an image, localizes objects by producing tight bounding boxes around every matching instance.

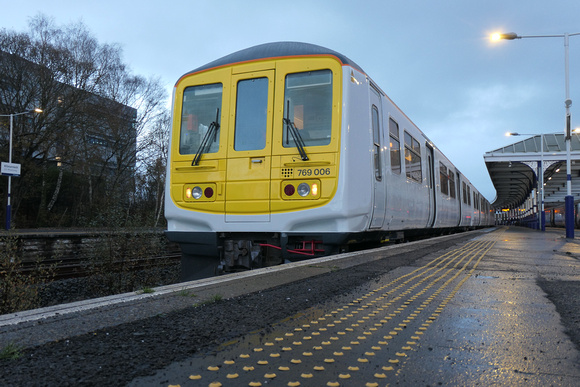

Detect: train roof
[181,42,365,79]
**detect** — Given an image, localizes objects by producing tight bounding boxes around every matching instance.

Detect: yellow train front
[165,42,362,279]
[165,42,493,280]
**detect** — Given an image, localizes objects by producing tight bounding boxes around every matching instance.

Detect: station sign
[1,162,21,176]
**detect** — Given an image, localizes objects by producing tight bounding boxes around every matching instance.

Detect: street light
[493,31,580,238]
[0,108,43,230]
[491,32,519,41]
[505,131,546,231]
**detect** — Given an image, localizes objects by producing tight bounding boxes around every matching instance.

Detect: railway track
[7,251,182,281]
[0,229,181,281]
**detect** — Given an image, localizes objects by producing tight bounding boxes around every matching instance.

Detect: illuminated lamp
[311,183,318,196]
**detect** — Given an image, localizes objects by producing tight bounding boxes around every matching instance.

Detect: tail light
[284,184,295,196]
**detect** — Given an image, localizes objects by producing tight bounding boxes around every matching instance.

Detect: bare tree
[136,111,170,226]
[0,14,168,227]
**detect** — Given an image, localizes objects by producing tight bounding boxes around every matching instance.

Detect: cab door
[225,70,275,222]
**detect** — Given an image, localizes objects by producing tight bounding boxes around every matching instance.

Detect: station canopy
[484,133,580,210]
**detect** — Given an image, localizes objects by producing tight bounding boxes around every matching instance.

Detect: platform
[2,227,580,385]
[131,226,580,386]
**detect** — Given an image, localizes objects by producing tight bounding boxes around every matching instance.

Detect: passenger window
[179,83,222,155]
[462,182,468,204]
[404,131,422,182]
[467,185,471,206]
[234,78,268,151]
[449,171,456,199]
[389,118,401,174]
[283,70,332,147]
[439,162,449,195]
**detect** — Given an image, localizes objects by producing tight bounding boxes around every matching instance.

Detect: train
[164,42,494,280]
[546,204,580,228]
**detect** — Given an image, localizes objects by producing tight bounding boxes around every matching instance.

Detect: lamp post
[506,132,546,231]
[0,108,42,230]
[492,31,580,238]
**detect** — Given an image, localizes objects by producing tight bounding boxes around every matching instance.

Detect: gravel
[36,265,181,308]
[1,232,579,386]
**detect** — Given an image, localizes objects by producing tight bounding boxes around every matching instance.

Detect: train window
[372,106,382,181]
[439,163,449,195]
[389,118,401,174]
[404,131,422,182]
[467,185,471,206]
[179,83,222,155]
[462,182,467,204]
[449,171,456,199]
[234,78,268,151]
[283,70,332,147]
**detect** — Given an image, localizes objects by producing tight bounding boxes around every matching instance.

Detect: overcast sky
[2,0,580,201]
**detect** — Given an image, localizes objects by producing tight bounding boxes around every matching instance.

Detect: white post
[564,33,574,238]
[540,133,545,231]
[6,114,13,230]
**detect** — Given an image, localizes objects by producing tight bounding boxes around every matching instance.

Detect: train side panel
[376,94,431,230]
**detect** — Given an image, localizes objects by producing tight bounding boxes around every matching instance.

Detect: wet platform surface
[131,227,580,386]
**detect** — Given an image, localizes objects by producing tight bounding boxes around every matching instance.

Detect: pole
[6,114,13,230]
[495,31,580,237]
[564,33,575,238]
[540,133,546,231]
[2,109,41,229]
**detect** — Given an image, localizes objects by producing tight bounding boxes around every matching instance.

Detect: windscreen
[179,83,222,155]
[283,70,332,147]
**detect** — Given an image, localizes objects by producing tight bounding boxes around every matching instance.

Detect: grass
[138,287,155,294]
[0,342,23,360]
[177,288,197,297]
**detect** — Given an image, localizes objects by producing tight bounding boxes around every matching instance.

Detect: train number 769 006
[297,168,332,176]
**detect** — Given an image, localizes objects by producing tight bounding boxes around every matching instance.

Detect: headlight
[297,183,310,197]
[192,186,203,199]
[281,180,320,200]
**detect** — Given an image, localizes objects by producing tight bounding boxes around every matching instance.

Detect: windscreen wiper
[284,101,309,161]
[192,108,220,166]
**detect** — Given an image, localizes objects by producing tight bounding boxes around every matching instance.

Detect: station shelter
[484,133,580,229]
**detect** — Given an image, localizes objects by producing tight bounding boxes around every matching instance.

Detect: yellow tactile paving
[170,231,502,386]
